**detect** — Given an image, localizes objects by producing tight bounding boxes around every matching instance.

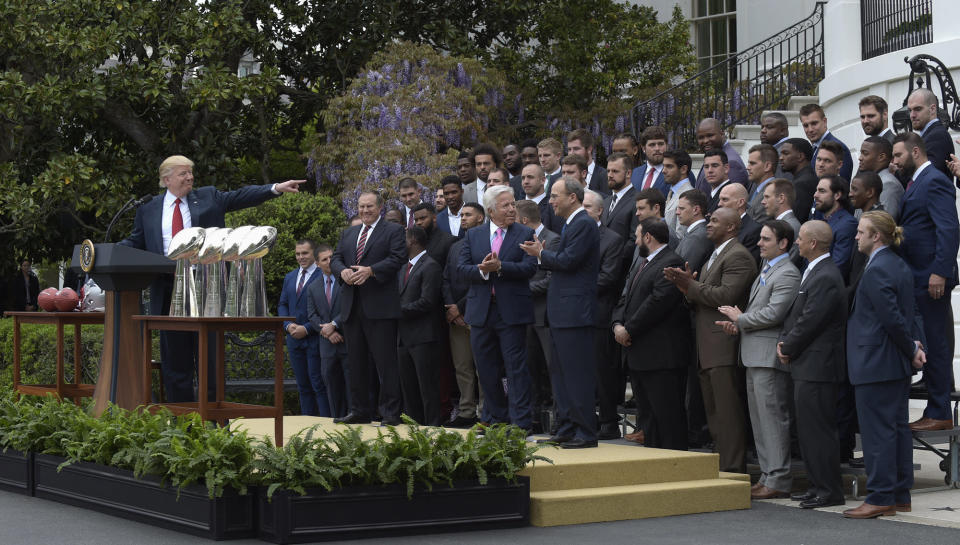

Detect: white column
[822,0,861,79]
[932,0,960,43]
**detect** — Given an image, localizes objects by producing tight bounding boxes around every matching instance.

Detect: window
[693,0,737,72]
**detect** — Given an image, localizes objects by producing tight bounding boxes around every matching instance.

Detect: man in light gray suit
[761,179,801,236]
[717,220,801,499]
[675,189,714,274]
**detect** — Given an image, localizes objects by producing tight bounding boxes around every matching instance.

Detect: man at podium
[119,155,305,402]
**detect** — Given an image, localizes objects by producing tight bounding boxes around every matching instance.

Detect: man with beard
[760,113,792,180]
[567,128,609,195]
[779,138,818,222]
[434,188,446,212]
[463,143,500,210]
[442,203,486,427]
[858,136,903,219]
[661,150,695,239]
[521,163,562,234]
[694,118,748,195]
[813,175,857,279]
[632,125,669,196]
[412,202,456,269]
[800,103,853,182]
[602,152,640,264]
[893,132,959,432]
[859,95,895,144]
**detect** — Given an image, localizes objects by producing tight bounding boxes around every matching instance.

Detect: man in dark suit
[602,152,639,267]
[777,220,846,510]
[520,163,562,234]
[307,244,349,418]
[516,199,559,434]
[718,183,761,265]
[908,88,956,180]
[330,190,407,425]
[859,95,895,144]
[665,207,756,472]
[744,144,777,223]
[631,126,670,196]
[412,202,456,267]
[119,155,305,402]
[844,211,926,518]
[521,177,601,448]
[437,175,468,239]
[396,226,445,426]
[674,190,714,274]
[567,128,609,196]
[538,138,564,189]
[398,177,423,230]
[761,113,793,180]
[813,175,858,279]
[10,260,39,311]
[278,239,328,416]
[695,118,749,195]
[584,189,625,439]
[800,103,854,182]
[892,132,960,431]
[780,138,818,222]
[457,186,538,431]
[441,203,486,427]
[503,143,527,200]
[702,150,734,215]
[613,218,691,450]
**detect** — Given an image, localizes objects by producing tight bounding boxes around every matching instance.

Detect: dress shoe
[800,496,845,509]
[537,435,572,444]
[790,491,816,502]
[624,431,645,444]
[561,438,599,449]
[842,502,896,518]
[444,415,478,428]
[598,424,622,440]
[333,413,371,424]
[750,482,764,492]
[910,417,954,431]
[895,503,911,512]
[844,457,865,469]
[379,416,401,426]
[751,485,789,500]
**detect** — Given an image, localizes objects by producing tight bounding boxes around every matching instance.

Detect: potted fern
[0,390,34,495]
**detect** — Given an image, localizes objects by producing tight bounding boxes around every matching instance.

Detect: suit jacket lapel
[186,191,200,227]
[146,197,164,253]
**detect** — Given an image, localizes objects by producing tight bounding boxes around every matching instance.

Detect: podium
[71,243,175,415]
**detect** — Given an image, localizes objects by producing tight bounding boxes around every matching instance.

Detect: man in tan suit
[665,207,757,472]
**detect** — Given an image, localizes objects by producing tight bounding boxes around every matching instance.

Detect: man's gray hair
[583,188,604,208]
[557,176,584,203]
[483,184,515,212]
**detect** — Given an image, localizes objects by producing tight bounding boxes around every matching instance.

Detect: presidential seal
[79,239,96,272]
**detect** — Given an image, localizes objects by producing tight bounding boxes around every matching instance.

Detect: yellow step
[719,471,751,482]
[530,478,751,526]
[521,443,720,492]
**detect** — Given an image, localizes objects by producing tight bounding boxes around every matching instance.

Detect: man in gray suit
[675,189,714,274]
[777,220,847,510]
[717,220,801,499]
[516,199,559,433]
[760,179,801,236]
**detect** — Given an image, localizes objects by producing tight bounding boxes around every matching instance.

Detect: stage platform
[234,417,750,527]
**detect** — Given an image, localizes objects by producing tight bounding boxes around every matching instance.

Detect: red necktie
[404,262,412,284]
[296,269,306,296]
[356,225,369,263]
[172,198,184,236]
[325,276,332,306]
[407,210,414,229]
[642,168,655,190]
[630,258,648,290]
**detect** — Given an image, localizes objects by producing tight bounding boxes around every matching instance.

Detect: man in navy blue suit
[631,126,669,196]
[844,211,926,518]
[330,190,407,425]
[800,104,854,183]
[813,175,858,280]
[307,243,349,418]
[907,88,956,180]
[120,155,305,402]
[521,177,601,448]
[436,175,467,238]
[278,239,329,416]
[457,185,538,431]
[892,133,960,431]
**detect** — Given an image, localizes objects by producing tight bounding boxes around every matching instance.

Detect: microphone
[131,194,153,207]
[103,194,154,242]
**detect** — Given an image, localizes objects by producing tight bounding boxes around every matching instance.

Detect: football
[54,288,80,312]
[37,288,58,311]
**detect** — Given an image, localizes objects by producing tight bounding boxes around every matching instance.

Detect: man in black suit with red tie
[330,191,407,425]
[521,177,601,448]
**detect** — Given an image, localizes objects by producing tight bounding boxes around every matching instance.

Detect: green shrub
[0,319,102,384]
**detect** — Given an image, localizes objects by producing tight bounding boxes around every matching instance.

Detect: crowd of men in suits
[276,89,959,518]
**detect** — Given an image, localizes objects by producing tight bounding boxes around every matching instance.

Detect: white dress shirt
[161,190,192,256]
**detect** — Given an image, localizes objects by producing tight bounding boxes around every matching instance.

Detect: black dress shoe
[799,496,845,509]
[443,415,478,428]
[333,413,371,424]
[537,435,572,444]
[791,491,816,502]
[561,438,599,449]
[598,424,622,440]
[379,416,402,426]
[845,457,865,469]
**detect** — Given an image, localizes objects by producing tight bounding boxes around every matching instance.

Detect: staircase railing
[630,2,825,152]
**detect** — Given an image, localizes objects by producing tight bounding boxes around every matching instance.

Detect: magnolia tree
[308,42,520,217]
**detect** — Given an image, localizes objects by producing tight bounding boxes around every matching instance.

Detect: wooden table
[133,315,290,446]
[4,311,104,402]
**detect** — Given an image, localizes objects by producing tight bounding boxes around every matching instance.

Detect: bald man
[694,118,749,195]
[718,183,761,265]
[777,220,846,509]
[907,88,956,180]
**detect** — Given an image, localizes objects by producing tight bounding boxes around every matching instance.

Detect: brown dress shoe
[895,503,911,512]
[843,502,897,518]
[910,418,954,431]
[750,482,763,492]
[751,485,790,499]
[624,431,645,444]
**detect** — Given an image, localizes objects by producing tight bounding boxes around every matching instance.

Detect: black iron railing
[861,0,933,61]
[630,2,825,152]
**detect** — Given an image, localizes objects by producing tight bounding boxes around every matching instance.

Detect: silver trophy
[167,227,206,317]
[196,227,233,317]
[238,226,277,316]
[222,225,254,317]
